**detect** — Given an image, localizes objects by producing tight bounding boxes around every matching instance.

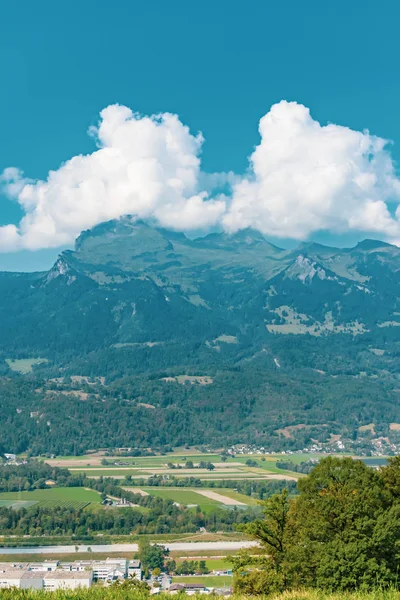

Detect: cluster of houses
[0,558,142,590]
[0,558,233,595]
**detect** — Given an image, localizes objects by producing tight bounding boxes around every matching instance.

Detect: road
[0,541,258,555]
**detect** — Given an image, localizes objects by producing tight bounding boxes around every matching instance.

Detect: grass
[234,456,300,477]
[0,500,37,509]
[6,357,48,373]
[170,549,238,558]
[0,487,101,510]
[207,488,259,505]
[141,487,220,512]
[176,557,230,570]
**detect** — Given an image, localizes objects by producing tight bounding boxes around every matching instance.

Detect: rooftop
[169,583,206,591]
[0,570,46,580]
[129,560,141,567]
[45,571,92,580]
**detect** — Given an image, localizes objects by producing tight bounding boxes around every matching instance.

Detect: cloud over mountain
[1,101,400,251]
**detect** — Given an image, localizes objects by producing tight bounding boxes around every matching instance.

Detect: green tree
[112,576,150,593]
[231,489,289,595]
[289,457,395,590]
[165,559,176,574]
[232,457,400,594]
[198,560,208,574]
[138,539,169,571]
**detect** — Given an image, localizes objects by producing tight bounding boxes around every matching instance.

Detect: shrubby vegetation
[275,460,316,474]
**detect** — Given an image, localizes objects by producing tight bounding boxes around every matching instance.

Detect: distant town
[0,557,232,595]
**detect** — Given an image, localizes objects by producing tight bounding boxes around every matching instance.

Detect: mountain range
[0,217,399,454]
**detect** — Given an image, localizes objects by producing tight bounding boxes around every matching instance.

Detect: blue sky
[1,0,400,270]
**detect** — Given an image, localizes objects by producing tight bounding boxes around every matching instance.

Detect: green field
[234,455,300,477]
[6,357,48,374]
[51,450,315,482]
[119,454,224,467]
[0,487,101,510]
[206,488,259,505]
[51,451,309,481]
[172,575,233,587]
[138,486,258,511]
[176,557,231,570]
[141,487,220,511]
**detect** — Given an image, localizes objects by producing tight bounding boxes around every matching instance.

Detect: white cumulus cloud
[0,105,226,251]
[223,101,400,241]
[1,100,400,252]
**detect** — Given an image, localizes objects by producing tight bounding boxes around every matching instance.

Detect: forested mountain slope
[0,217,399,454]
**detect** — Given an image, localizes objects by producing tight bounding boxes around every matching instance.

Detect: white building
[44,571,92,590]
[128,559,142,580]
[0,557,141,589]
[59,560,92,572]
[92,558,128,582]
[0,569,43,590]
[0,568,92,590]
[28,561,58,572]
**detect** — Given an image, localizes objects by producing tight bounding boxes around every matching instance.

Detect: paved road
[0,541,258,555]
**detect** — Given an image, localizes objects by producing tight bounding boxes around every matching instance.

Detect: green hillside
[0,219,399,454]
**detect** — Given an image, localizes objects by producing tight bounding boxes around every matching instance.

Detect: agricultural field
[6,357,48,374]
[122,487,259,511]
[70,469,151,477]
[63,452,300,481]
[140,488,220,512]
[0,487,101,510]
[205,488,259,505]
[43,450,337,484]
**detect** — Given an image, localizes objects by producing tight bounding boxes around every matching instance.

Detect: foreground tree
[232,457,400,595]
[231,489,290,595]
[138,539,169,571]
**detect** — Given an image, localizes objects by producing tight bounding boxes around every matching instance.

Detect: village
[0,557,233,595]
